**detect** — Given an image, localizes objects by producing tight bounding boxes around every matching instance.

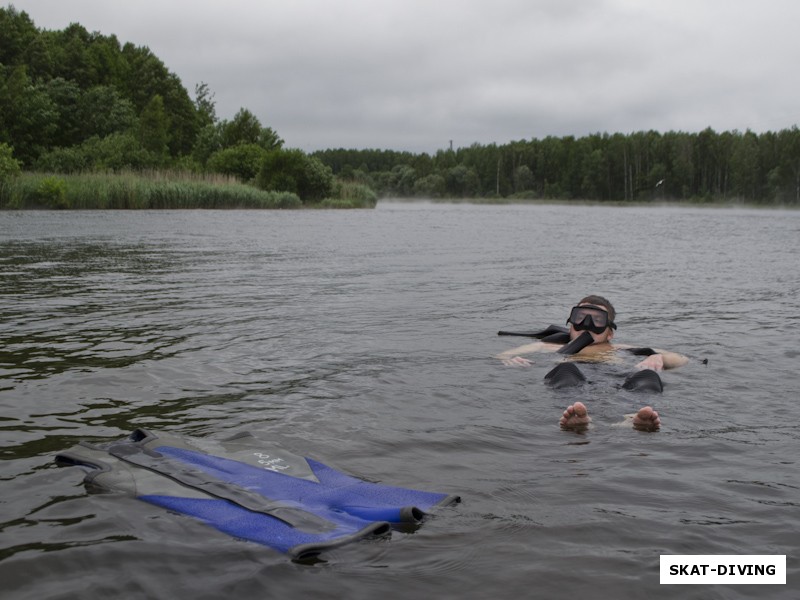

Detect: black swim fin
[544,362,587,388]
[622,369,664,393]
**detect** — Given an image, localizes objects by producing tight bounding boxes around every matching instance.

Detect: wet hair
[578,295,616,324]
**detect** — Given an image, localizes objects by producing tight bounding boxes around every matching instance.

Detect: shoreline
[1,171,796,211]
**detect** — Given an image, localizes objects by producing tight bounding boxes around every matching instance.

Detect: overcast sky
[10,0,800,153]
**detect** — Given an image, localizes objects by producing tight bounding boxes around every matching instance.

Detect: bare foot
[632,406,661,431]
[560,401,591,430]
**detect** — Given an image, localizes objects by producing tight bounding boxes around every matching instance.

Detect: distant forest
[2,5,799,205]
[316,128,800,204]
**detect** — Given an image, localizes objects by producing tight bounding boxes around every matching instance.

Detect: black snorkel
[556,330,595,355]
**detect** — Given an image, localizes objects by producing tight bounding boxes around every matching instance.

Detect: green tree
[730,130,761,200]
[217,108,283,152]
[774,127,800,203]
[414,173,446,197]
[580,148,606,199]
[120,43,198,156]
[22,29,54,80]
[0,142,22,182]
[78,85,136,139]
[446,165,480,197]
[663,131,694,199]
[42,77,83,147]
[192,123,222,166]
[388,164,417,196]
[220,108,262,147]
[257,148,305,195]
[0,6,38,66]
[52,23,95,87]
[257,126,283,152]
[513,164,534,194]
[0,65,58,166]
[256,148,333,202]
[194,81,216,129]
[207,144,267,181]
[301,155,335,200]
[138,94,169,162]
[82,132,154,170]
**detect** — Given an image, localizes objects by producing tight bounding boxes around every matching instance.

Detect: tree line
[2,5,798,205]
[314,127,800,204]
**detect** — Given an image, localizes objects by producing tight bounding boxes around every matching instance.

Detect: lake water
[1,203,797,599]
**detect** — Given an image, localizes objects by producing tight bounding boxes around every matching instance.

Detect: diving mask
[567,305,616,334]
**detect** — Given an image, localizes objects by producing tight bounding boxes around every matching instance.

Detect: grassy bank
[0,171,303,210]
[0,171,380,210]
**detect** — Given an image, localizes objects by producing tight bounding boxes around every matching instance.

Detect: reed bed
[323,180,378,208]
[0,171,302,210]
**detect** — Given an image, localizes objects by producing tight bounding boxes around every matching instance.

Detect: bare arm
[609,342,689,371]
[496,341,560,366]
[634,349,689,371]
[653,349,689,369]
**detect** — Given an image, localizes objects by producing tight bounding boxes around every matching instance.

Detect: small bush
[207,144,267,182]
[0,143,22,183]
[322,179,378,208]
[257,148,334,202]
[37,176,70,209]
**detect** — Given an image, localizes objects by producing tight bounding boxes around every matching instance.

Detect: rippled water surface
[1,204,798,599]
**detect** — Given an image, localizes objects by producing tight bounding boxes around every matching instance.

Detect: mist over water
[1,204,798,599]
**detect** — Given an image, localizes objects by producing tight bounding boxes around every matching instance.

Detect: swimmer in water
[496,295,688,432]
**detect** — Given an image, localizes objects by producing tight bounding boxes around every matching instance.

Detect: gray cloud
[11,0,800,152]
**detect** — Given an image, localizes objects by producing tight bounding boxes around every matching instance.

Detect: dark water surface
[1,204,798,599]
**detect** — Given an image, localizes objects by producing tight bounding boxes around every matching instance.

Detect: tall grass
[320,180,378,208]
[0,171,302,210]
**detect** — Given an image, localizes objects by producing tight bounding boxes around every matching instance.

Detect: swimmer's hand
[635,353,664,372]
[502,356,533,367]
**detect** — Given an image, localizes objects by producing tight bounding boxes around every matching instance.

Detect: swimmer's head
[567,295,616,343]
[577,295,615,323]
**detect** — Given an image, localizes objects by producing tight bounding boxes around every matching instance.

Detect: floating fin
[55,429,459,560]
[544,362,587,388]
[556,330,595,355]
[622,369,664,393]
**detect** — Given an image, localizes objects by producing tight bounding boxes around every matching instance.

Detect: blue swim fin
[55,429,460,560]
